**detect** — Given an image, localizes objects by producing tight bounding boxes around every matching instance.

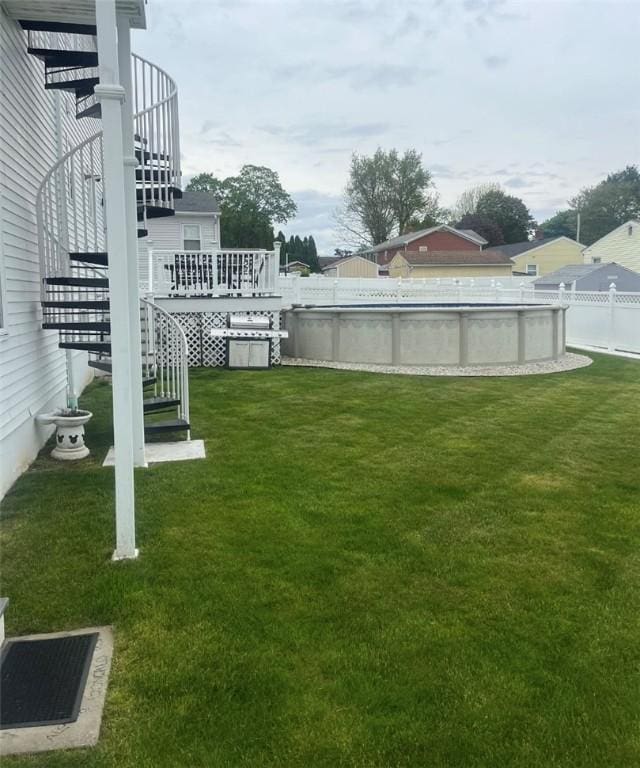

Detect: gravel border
[281,353,593,377]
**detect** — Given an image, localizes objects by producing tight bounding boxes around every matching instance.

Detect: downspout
[53,91,78,409]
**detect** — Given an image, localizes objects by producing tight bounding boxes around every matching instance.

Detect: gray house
[534,262,640,292]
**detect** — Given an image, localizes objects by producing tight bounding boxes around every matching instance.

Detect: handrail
[140,296,190,431]
[37,51,181,297]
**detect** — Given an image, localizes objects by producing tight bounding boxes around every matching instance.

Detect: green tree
[569,166,640,245]
[222,165,297,223]
[454,213,505,247]
[390,149,433,234]
[451,183,501,222]
[186,172,224,200]
[476,189,534,244]
[187,165,296,250]
[337,148,436,246]
[539,210,578,240]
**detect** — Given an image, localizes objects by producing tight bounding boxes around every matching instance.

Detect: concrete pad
[102,439,206,467]
[0,626,113,756]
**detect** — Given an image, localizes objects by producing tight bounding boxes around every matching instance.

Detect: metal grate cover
[0,633,98,729]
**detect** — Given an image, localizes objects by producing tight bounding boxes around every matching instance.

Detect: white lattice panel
[169,311,281,367]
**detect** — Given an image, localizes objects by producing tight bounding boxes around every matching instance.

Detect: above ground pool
[282,303,567,368]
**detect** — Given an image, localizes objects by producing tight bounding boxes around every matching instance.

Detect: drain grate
[0,632,98,729]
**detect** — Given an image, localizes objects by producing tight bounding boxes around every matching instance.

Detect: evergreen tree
[288,235,296,260]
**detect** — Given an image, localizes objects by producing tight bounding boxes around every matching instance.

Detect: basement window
[183,224,201,251]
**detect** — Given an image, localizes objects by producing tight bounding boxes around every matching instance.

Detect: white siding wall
[0,10,96,497]
[583,221,640,272]
[137,212,219,287]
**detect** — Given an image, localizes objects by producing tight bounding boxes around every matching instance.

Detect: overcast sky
[133,0,640,254]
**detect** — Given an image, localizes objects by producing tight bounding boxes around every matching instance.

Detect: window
[418,245,428,252]
[628,225,633,236]
[183,224,201,251]
[592,257,601,264]
[526,264,538,276]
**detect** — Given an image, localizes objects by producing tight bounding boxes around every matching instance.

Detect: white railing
[37,52,180,293]
[37,130,106,299]
[132,53,181,217]
[146,248,280,296]
[141,297,190,432]
[278,275,640,356]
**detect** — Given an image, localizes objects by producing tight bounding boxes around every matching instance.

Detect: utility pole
[576,211,581,243]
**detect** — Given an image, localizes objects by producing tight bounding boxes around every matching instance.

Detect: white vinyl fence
[278,275,640,356]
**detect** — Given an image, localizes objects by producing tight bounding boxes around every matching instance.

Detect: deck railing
[145,247,280,296]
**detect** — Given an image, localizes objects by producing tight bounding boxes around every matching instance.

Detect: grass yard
[1,352,640,767]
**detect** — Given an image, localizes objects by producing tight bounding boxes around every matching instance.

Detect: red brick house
[360,225,488,268]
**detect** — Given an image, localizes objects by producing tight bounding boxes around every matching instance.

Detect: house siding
[388,254,512,279]
[583,222,640,272]
[379,229,480,265]
[0,10,95,497]
[511,238,585,276]
[325,257,378,278]
[138,212,220,288]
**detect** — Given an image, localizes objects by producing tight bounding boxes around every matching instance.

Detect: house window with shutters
[183,224,202,251]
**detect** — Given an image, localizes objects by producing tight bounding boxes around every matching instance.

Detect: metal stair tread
[19,20,97,35]
[42,321,110,331]
[44,276,108,287]
[69,252,109,266]
[144,419,190,434]
[143,397,181,413]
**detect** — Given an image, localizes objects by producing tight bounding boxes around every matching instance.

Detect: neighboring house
[282,260,311,274]
[359,225,488,268]
[322,255,379,278]
[388,250,513,279]
[534,262,640,292]
[138,190,220,289]
[484,237,585,277]
[583,221,640,272]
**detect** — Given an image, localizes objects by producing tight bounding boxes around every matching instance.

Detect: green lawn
[1,353,640,767]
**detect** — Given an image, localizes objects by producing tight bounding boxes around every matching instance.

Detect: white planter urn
[37,409,93,460]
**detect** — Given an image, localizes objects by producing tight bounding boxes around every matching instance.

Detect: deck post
[117,15,146,468]
[95,0,137,560]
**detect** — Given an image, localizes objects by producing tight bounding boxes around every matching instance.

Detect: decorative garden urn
[37,409,93,460]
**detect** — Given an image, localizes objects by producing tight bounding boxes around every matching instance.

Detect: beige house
[388,250,512,279]
[583,220,640,272]
[484,236,585,277]
[322,255,379,278]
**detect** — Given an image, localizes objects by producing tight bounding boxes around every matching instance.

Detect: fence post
[519,281,524,304]
[608,282,616,352]
[494,280,500,302]
[273,240,281,293]
[558,281,565,305]
[397,276,402,300]
[293,273,301,304]
[333,279,339,304]
[456,279,462,302]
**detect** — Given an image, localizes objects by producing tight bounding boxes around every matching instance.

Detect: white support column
[95,0,137,560]
[117,14,146,468]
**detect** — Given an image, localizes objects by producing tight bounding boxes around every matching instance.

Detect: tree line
[275,232,320,272]
[337,149,640,248]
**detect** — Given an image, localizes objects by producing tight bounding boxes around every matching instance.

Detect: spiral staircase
[23,20,190,438]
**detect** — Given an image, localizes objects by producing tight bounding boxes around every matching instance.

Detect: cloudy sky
[132,0,640,253]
